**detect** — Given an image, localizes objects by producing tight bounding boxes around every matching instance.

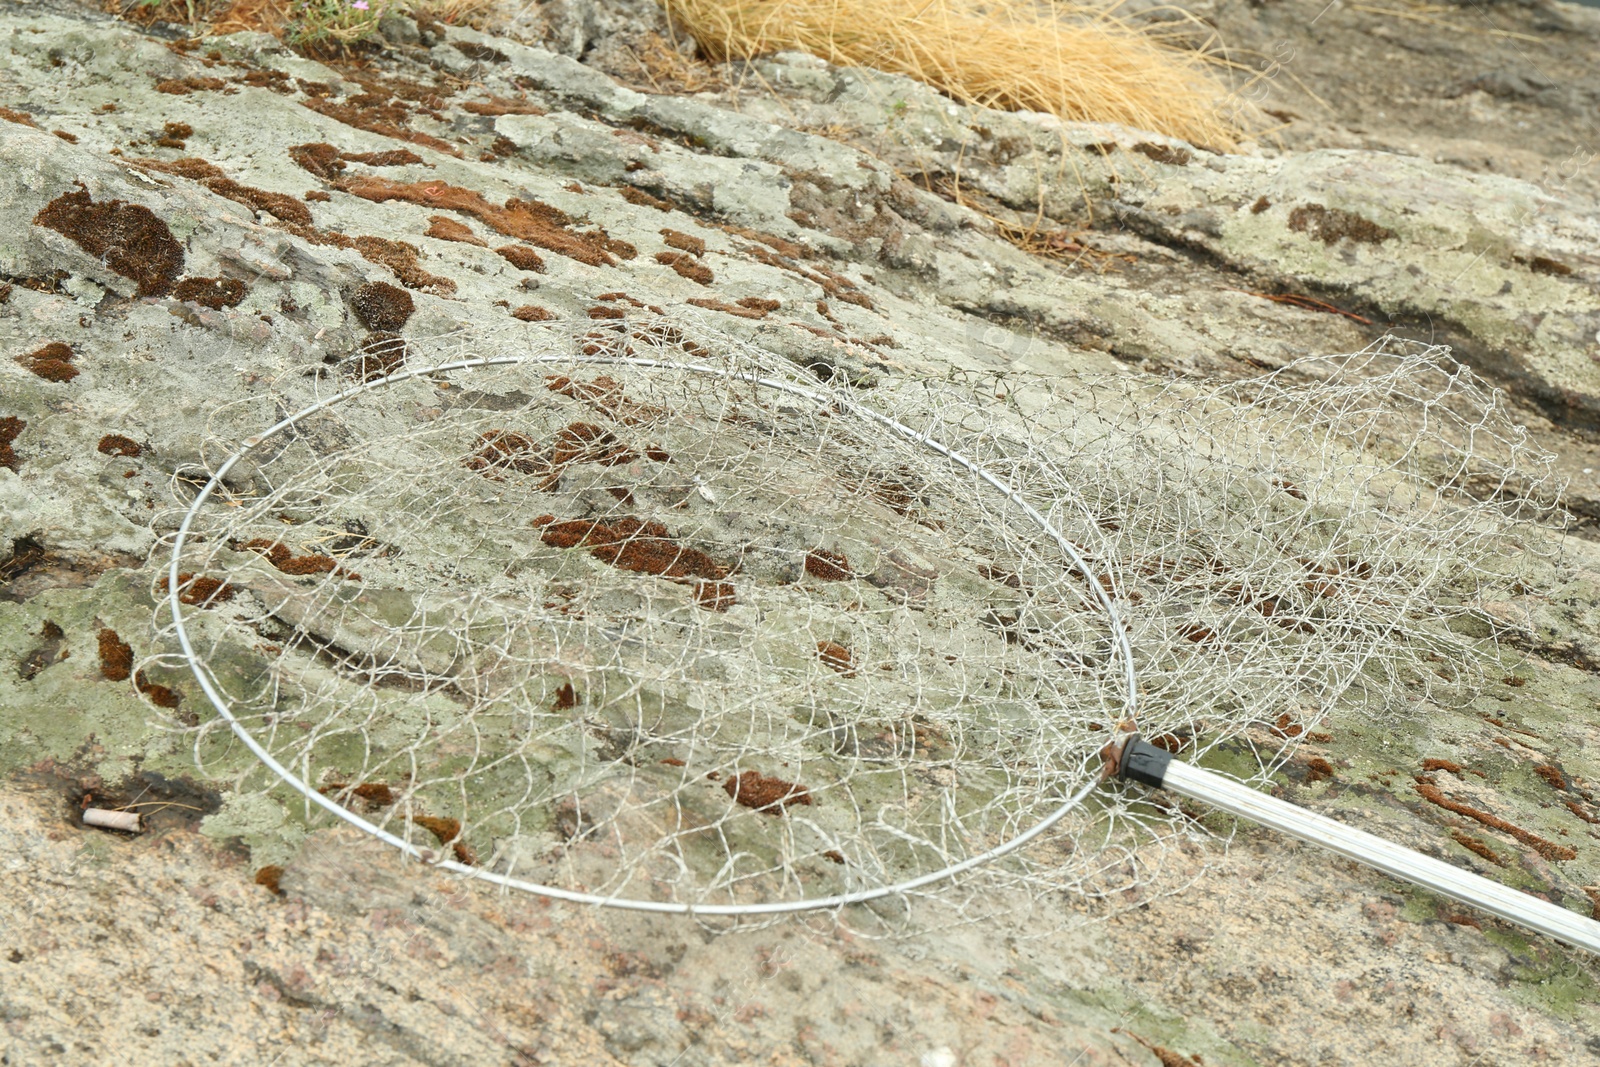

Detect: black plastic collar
[1116,734,1173,789]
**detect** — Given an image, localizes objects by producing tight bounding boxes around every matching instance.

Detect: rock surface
[4,0,1600,1063]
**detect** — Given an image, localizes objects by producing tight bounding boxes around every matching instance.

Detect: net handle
[167,351,1137,915]
[1110,734,1600,955]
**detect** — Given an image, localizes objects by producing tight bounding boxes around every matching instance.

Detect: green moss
[1057,987,1266,1067]
[1483,926,1600,1019]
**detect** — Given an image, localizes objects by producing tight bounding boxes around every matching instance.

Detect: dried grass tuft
[663,0,1243,148]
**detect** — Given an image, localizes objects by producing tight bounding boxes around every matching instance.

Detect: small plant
[283,0,392,47]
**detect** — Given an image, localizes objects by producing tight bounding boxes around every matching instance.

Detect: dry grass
[208,0,289,37]
[122,0,497,50]
[662,0,1244,148]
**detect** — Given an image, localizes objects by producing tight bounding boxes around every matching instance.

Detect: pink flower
[352,1,369,8]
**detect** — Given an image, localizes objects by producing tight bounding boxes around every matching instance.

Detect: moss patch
[1287,203,1395,246]
[33,186,184,297]
[15,342,78,383]
[349,280,414,331]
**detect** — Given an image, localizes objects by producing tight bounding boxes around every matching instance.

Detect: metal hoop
[168,352,1137,915]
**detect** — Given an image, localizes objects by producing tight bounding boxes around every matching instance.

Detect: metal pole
[1111,735,1600,956]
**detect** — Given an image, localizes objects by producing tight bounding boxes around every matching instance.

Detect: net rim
[167,351,1136,915]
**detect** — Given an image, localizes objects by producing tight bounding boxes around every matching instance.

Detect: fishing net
[143,317,1559,927]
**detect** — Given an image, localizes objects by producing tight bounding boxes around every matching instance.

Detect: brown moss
[1482,714,1542,739]
[287,142,346,179]
[540,516,731,608]
[236,538,361,580]
[1533,764,1567,791]
[135,670,181,709]
[1288,203,1394,246]
[0,417,24,472]
[237,538,292,567]
[0,107,38,127]
[512,305,554,321]
[588,306,626,320]
[1250,196,1271,214]
[496,244,546,272]
[1146,734,1191,754]
[33,186,184,297]
[338,177,625,267]
[154,121,192,148]
[553,682,579,709]
[425,216,486,246]
[1420,758,1462,774]
[277,554,340,575]
[344,148,424,167]
[97,434,142,458]
[655,251,713,285]
[413,814,475,864]
[1565,800,1600,825]
[284,225,457,294]
[320,781,398,806]
[1131,143,1192,166]
[467,420,640,488]
[620,186,673,212]
[205,176,313,226]
[816,640,854,675]
[545,374,664,425]
[236,69,292,93]
[549,422,636,466]
[154,77,227,95]
[350,280,415,331]
[134,156,225,181]
[1450,829,1506,866]
[352,783,396,805]
[466,430,554,484]
[172,276,248,309]
[53,130,78,144]
[16,341,78,383]
[1301,756,1334,783]
[454,40,509,62]
[660,228,706,256]
[724,770,811,815]
[1514,254,1572,277]
[346,236,451,293]
[719,224,806,259]
[254,866,285,895]
[805,548,853,581]
[462,96,545,116]
[692,580,736,611]
[160,572,236,607]
[98,628,134,682]
[687,297,778,320]
[1113,1029,1203,1067]
[1416,782,1576,861]
[350,332,407,382]
[299,97,460,157]
[576,325,629,354]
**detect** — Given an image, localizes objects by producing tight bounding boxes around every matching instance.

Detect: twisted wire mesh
[143,319,1558,927]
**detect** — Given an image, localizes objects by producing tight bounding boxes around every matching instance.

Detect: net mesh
[143,318,1560,926]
